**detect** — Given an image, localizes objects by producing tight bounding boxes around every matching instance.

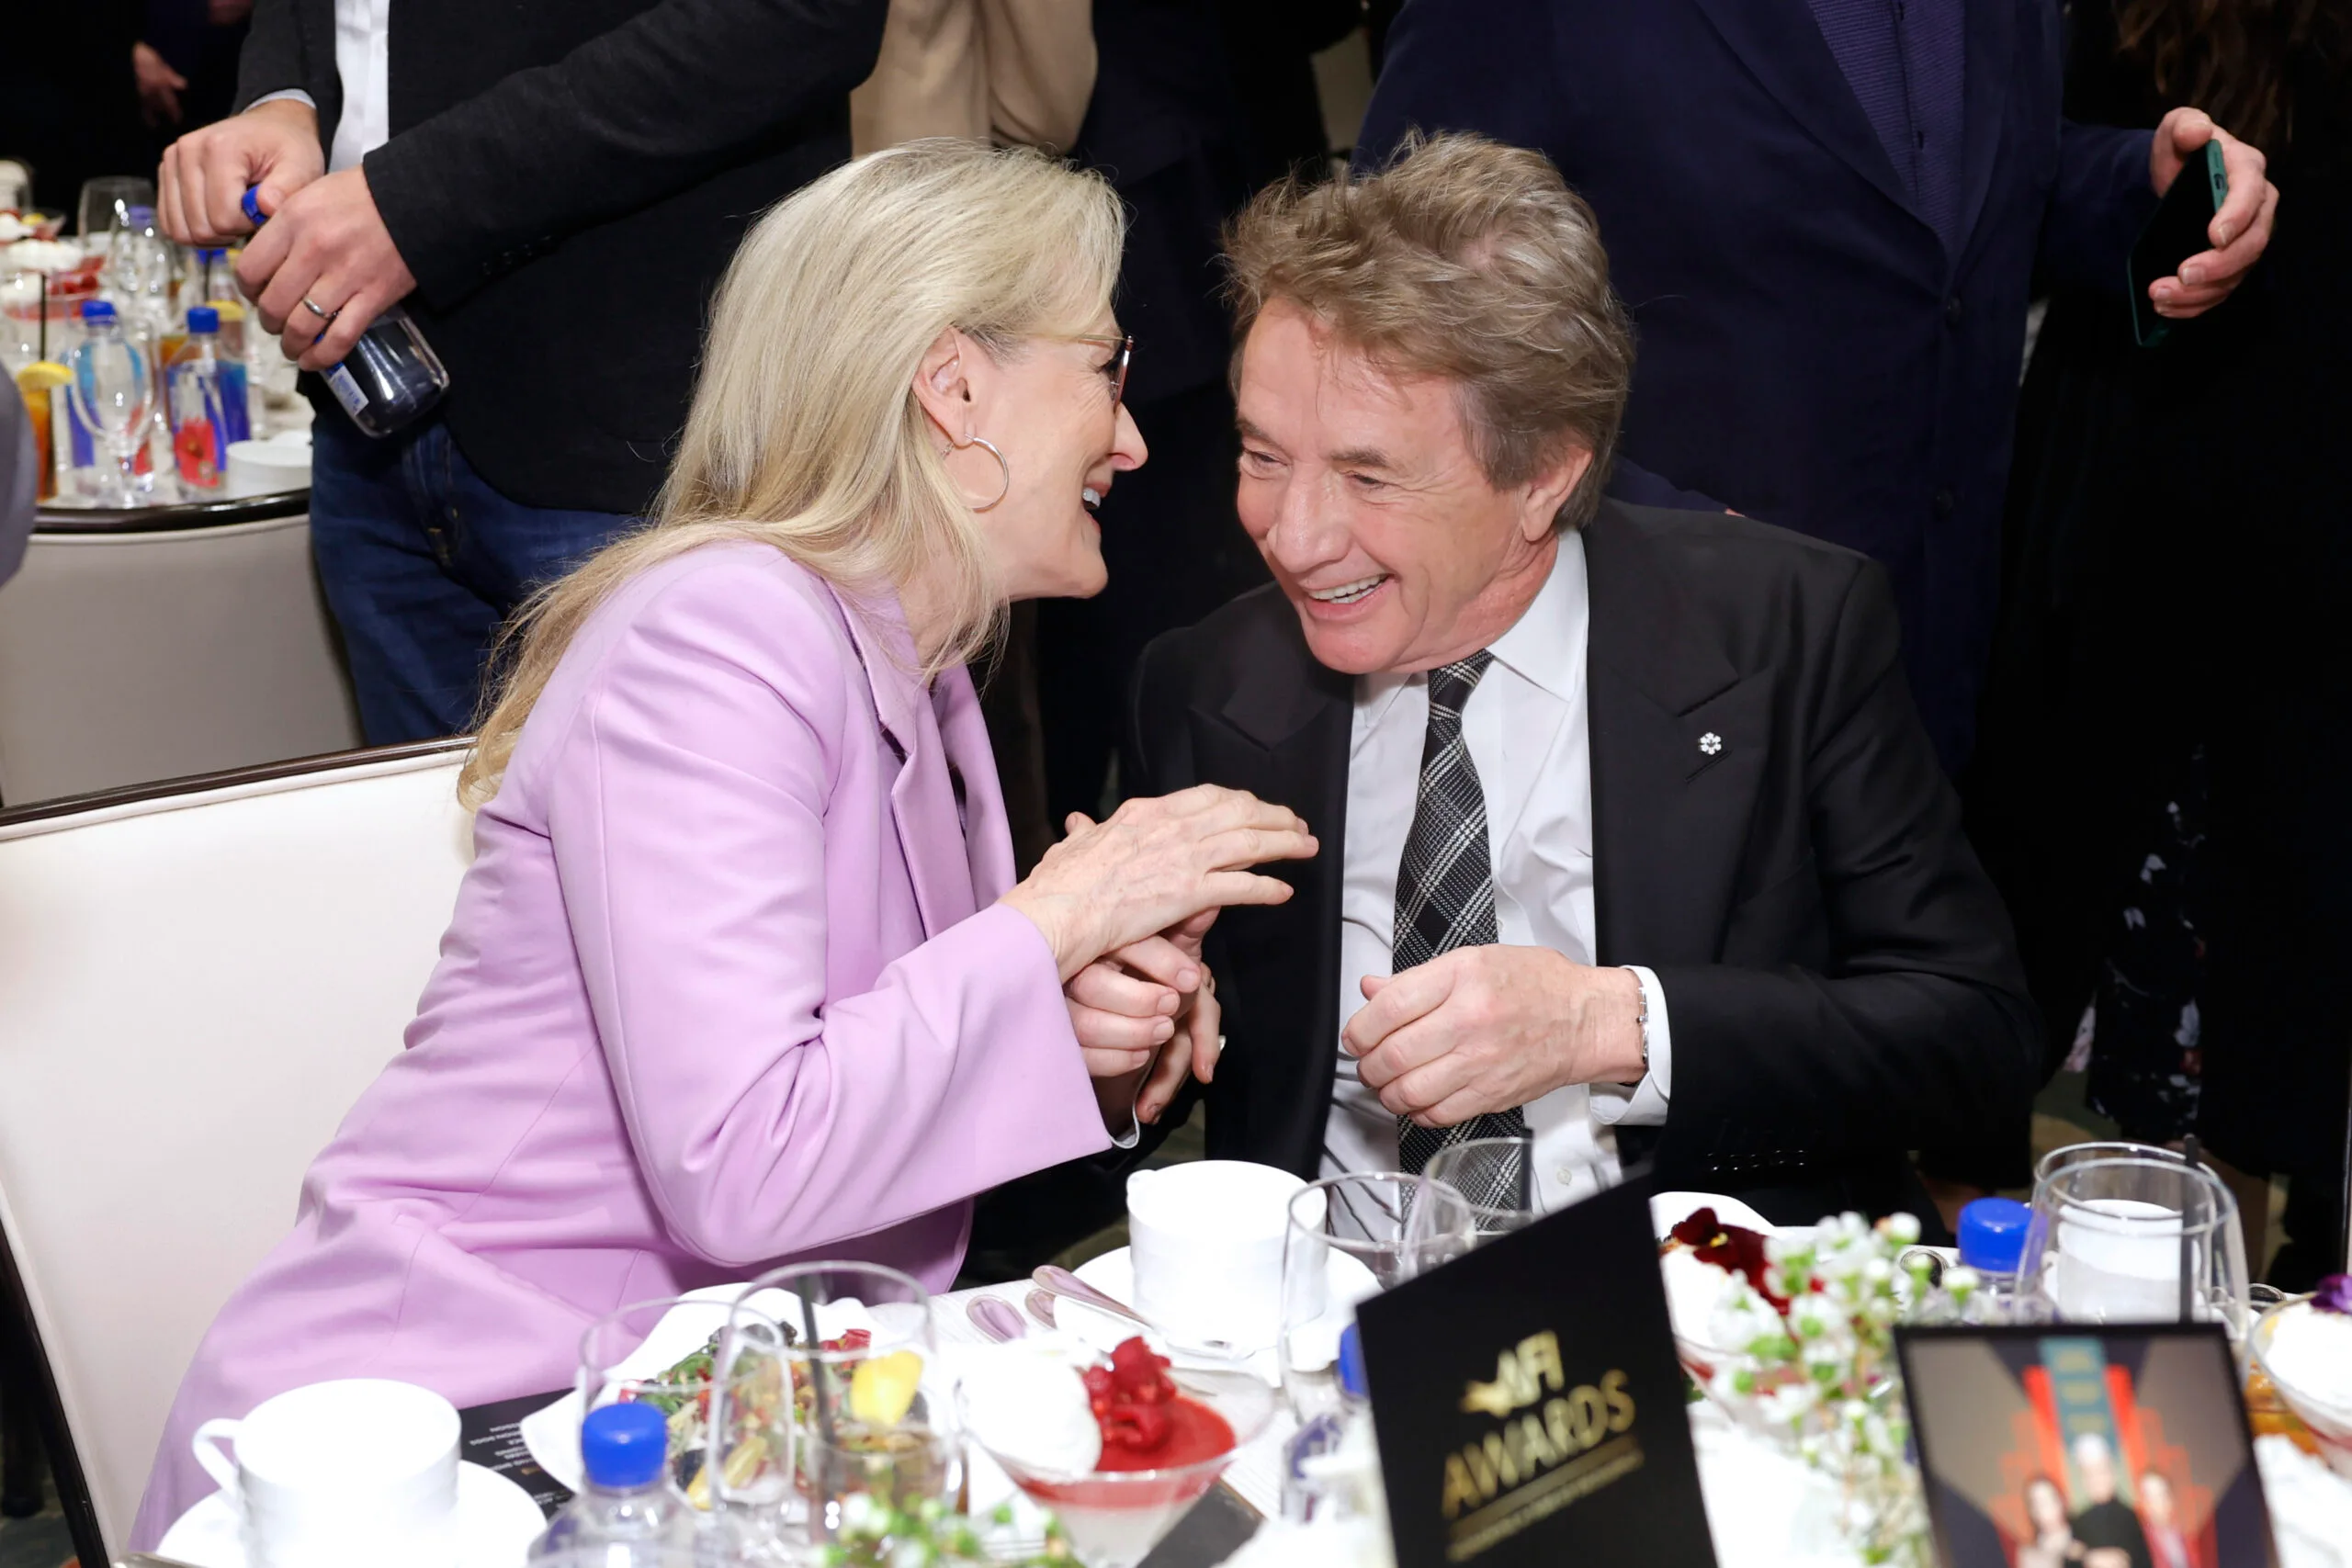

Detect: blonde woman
[131,141,1313,1545]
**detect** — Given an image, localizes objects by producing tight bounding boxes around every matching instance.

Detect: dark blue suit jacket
[1359,0,2157,767]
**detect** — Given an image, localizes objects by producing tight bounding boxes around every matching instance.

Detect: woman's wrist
[1000,886,1092,982]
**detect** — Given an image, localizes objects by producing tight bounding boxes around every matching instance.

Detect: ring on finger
[300,295,340,322]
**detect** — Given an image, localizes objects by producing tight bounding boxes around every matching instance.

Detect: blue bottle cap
[241,186,265,227]
[187,306,220,334]
[1958,1197,2032,1276]
[80,299,116,321]
[1337,1323,1368,1400]
[579,1401,670,1490]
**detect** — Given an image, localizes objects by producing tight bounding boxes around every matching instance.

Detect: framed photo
[1894,1324,2277,1568]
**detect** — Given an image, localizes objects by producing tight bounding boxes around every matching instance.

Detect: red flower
[1668,1208,1789,1312]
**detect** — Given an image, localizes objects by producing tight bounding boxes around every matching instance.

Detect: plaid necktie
[1390,652,1531,1179]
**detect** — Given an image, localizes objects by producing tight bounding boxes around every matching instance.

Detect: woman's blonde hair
[459,140,1125,807]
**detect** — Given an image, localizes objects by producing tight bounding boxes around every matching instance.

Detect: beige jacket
[850,0,1098,153]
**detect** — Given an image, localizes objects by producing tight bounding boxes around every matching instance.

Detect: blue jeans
[309,414,635,744]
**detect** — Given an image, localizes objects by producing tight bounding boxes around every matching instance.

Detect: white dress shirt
[1325,532,1672,1210]
[252,0,392,173]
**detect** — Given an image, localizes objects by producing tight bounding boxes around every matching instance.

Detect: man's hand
[158,97,324,246]
[2147,107,2278,320]
[132,43,188,128]
[238,166,419,371]
[1344,946,1643,1128]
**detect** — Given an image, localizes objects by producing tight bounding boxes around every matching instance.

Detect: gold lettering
[1567,1384,1608,1450]
[1442,1453,1483,1520]
[1464,1438,1498,1500]
[1482,1431,1521,1492]
[1601,1367,1636,1433]
[1518,1412,1560,1470]
[1521,1332,1566,1395]
[1544,1396,1576,1456]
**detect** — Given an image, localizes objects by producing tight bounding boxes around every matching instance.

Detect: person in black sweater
[153,0,888,743]
[1965,0,2352,1288]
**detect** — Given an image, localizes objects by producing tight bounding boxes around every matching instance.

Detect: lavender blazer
[133,543,1110,1545]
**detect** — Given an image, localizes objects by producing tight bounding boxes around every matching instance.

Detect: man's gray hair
[1224,131,1636,529]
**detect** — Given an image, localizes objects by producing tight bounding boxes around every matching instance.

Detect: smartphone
[2129,138,2229,347]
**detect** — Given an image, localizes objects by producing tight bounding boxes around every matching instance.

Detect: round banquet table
[933,1281,2352,1568]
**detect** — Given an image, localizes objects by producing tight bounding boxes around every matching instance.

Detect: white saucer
[157,1461,548,1568]
[1069,1245,1381,1382]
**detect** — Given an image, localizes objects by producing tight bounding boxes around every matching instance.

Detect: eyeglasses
[1068,333,1133,408]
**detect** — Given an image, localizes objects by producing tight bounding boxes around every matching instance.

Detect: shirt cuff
[1589,964,1671,1126]
[248,89,316,111]
[1107,1096,1142,1150]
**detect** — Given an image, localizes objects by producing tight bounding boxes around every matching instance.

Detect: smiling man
[1100,134,2039,1226]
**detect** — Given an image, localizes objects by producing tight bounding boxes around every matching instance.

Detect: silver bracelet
[1621,965,1650,1078]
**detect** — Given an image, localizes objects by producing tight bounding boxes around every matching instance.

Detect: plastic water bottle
[528,1403,699,1563]
[1955,1196,2041,1323]
[1282,1324,1385,1521]
[240,186,449,437]
[165,307,252,490]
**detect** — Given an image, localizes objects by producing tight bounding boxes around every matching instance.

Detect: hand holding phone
[2130,139,2228,347]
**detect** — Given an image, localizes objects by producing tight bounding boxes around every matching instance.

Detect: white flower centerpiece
[1663,1208,1982,1567]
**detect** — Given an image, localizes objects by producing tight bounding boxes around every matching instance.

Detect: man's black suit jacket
[1122,503,2041,1224]
[233,0,887,516]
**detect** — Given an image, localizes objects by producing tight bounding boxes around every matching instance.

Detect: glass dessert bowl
[2249,1290,2352,1477]
[961,1337,1274,1568]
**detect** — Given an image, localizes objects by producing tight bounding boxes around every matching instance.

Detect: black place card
[458,1390,575,1518]
[1354,1175,1717,1568]
[1895,1323,2277,1568]
[1136,1482,1262,1568]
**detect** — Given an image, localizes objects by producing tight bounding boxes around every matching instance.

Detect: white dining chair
[0,740,473,1561]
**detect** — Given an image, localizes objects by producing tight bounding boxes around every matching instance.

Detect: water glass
[1422,1135,1539,1239]
[2021,1153,2249,1337]
[1278,1173,1476,1419]
[66,325,151,506]
[77,176,153,243]
[579,1293,790,1511]
[741,1260,959,1544]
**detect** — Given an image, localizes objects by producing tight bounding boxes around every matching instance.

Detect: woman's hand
[1000,785,1316,982]
[1069,916,1227,1131]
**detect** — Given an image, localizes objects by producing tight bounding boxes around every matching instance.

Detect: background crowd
[6,0,2346,1288]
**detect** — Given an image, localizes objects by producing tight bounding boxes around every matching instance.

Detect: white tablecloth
[934,1284,2352,1568]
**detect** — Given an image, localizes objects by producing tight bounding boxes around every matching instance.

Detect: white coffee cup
[1128,1160,1317,1351]
[192,1378,461,1568]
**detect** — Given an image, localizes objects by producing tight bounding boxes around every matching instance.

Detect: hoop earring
[951,434,1011,512]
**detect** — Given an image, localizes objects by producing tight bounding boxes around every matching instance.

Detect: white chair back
[0,742,472,1557]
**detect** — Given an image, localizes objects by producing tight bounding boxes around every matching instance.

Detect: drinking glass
[1423,1135,1539,1239]
[1278,1173,1476,1421]
[77,177,154,245]
[2033,1139,2179,1188]
[741,1260,959,1547]
[66,325,151,506]
[578,1293,790,1511]
[2020,1153,2249,1337]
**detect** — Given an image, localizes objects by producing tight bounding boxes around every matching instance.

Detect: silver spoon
[1029,1265,1244,1359]
[966,1294,1028,1344]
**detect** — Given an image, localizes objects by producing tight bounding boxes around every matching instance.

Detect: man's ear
[910,327,972,443]
[1519,442,1594,541]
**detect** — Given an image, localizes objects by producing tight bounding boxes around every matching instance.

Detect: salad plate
[518,1282,887,1493]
